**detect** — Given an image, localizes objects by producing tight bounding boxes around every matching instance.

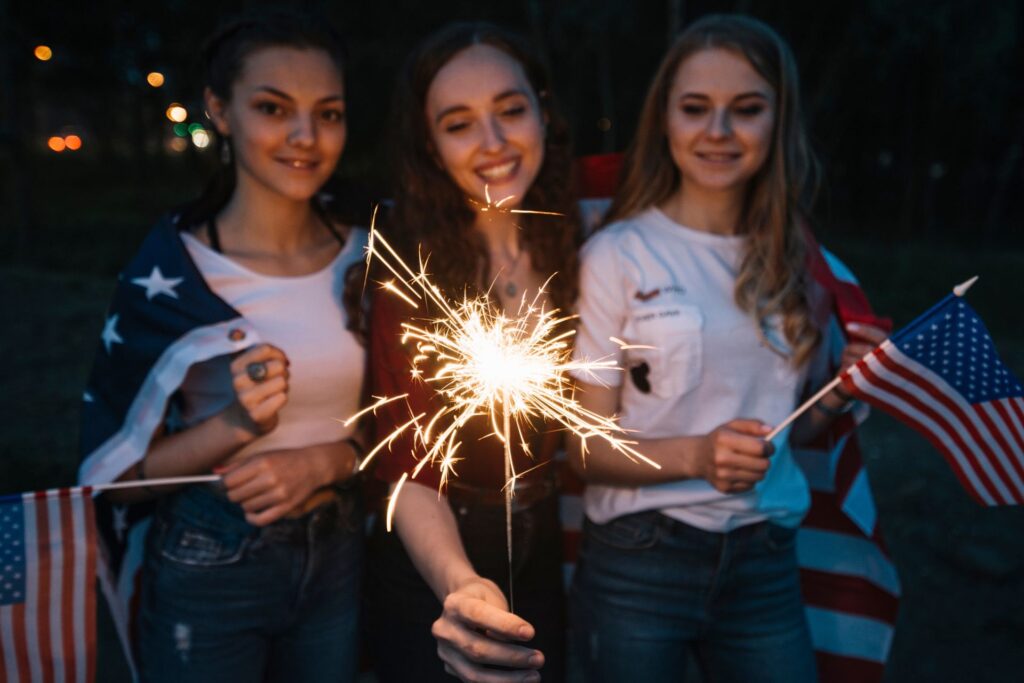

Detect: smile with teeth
[475,159,519,183]
[279,158,318,169]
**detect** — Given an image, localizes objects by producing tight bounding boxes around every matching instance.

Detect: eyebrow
[434,88,529,124]
[254,85,344,104]
[679,91,770,101]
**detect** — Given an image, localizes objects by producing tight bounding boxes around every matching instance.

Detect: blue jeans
[137,485,363,683]
[571,511,816,683]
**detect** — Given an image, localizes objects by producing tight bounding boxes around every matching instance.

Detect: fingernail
[212,466,227,474]
[529,653,543,667]
[518,626,531,639]
[846,322,861,331]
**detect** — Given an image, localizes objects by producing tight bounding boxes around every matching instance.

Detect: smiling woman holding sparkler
[568,14,889,683]
[78,9,368,682]
[362,22,580,683]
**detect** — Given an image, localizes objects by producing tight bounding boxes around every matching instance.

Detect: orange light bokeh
[34,45,53,61]
[47,136,66,152]
[146,72,165,88]
[64,135,82,151]
[165,104,187,123]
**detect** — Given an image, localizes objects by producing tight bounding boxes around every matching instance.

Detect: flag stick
[88,474,221,493]
[765,375,845,441]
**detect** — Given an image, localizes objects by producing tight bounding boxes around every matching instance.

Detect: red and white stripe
[0,489,97,683]
[842,342,1024,505]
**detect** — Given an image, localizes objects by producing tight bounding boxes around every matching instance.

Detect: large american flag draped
[838,292,1024,506]
[77,215,259,676]
[562,154,901,683]
[0,488,97,683]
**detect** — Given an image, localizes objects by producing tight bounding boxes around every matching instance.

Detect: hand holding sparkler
[433,577,543,683]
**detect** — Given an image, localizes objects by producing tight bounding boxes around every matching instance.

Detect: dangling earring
[220,138,232,165]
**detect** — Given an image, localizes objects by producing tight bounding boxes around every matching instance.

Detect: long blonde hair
[604,14,822,367]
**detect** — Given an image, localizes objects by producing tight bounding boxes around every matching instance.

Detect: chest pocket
[623,303,704,399]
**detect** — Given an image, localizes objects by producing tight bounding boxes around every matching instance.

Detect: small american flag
[0,488,97,683]
[839,292,1024,505]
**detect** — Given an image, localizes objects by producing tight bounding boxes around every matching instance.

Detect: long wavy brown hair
[386,22,580,315]
[604,14,822,367]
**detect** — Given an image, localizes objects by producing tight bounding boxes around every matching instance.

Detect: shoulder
[580,209,658,263]
[123,213,191,273]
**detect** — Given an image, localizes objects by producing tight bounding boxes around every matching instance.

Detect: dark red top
[369,292,560,490]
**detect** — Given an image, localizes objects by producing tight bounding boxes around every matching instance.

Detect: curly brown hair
[603,14,822,367]
[385,22,581,316]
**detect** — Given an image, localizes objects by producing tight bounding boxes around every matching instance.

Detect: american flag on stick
[0,487,97,683]
[838,278,1024,505]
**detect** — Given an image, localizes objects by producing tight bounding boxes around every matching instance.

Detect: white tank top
[177,228,367,460]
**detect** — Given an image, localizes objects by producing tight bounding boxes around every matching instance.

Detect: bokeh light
[165,103,187,123]
[146,72,165,88]
[173,123,188,137]
[47,136,66,152]
[64,135,82,151]
[34,45,53,61]
[191,129,211,149]
[166,137,189,153]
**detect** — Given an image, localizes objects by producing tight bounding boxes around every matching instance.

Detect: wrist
[444,566,486,599]
[816,387,855,417]
[220,403,260,446]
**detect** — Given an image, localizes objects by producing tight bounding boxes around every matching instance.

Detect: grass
[2,236,1023,681]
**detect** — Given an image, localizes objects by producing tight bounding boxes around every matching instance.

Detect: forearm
[569,378,707,486]
[570,431,704,486]
[108,407,255,502]
[391,480,478,601]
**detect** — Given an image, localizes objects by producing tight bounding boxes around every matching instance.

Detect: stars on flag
[102,314,124,354]
[131,265,183,301]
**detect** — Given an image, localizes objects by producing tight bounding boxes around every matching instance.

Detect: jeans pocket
[764,523,798,553]
[585,511,661,551]
[158,518,251,567]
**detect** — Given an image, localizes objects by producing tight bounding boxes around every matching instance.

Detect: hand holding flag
[773,277,1024,505]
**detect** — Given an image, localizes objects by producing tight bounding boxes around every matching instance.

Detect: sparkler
[346,206,659,606]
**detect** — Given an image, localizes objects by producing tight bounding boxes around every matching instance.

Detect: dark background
[2,1,1023,681]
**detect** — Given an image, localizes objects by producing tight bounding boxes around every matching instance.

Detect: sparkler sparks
[354,215,659,530]
[350,203,659,608]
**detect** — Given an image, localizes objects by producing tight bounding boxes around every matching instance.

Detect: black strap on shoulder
[206,215,224,253]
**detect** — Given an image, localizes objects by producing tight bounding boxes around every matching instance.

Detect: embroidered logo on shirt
[635,288,661,302]
[634,285,686,302]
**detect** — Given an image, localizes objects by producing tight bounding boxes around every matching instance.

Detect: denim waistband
[158,484,361,545]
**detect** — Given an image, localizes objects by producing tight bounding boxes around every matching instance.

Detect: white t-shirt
[571,207,812,532]
[177,228,368,459]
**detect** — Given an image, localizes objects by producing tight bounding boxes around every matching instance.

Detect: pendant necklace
[502,247,525,298]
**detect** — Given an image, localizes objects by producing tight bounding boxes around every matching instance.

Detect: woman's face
[665,47,775,196]
[207,46,346,203]
[425,44,545,211]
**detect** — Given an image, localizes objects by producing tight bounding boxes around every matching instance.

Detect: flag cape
[0,487,98,683]
[76,215,259,677]
[560,154,901,682]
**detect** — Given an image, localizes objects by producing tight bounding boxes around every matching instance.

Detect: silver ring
[246,361,268,383]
